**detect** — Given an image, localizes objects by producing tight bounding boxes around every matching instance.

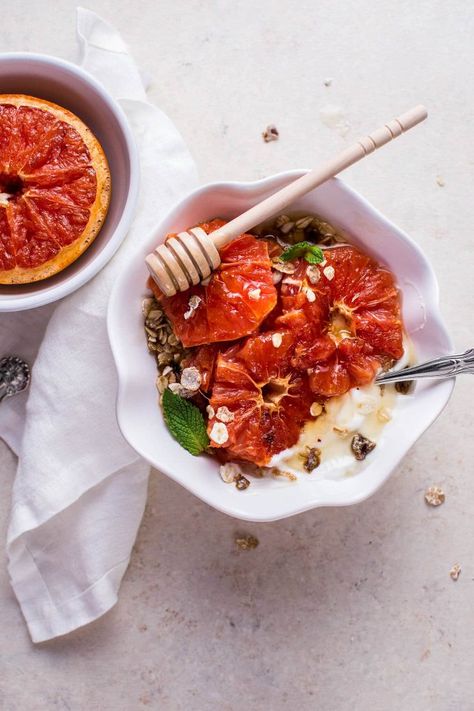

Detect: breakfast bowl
[108,171,454,522]
[0,53,139,312]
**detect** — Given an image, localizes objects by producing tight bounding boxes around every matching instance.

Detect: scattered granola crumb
[424,486,445,507]
[323,265,335,281]
[449,563,461,581]
[206,404,215,419]
[272,333,283,348]
[310,402,323,417]
[262,124,279,142]
[180,366,201,391]
[302,447,321,472]
[351,433,376,460]
[235,475,251,490]
[395,379,414,394]
[323,77,333,86]
[184,295,202,320]
[333,425,349,437]
[210,421,229,444]
[394,368,414,394]
[248,287,261,300]
[220,462,241,484]
[436,175,445,187]
[216,406,234,423]
[235,534,259,550]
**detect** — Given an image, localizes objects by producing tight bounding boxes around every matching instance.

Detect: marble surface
[1,2,474,709]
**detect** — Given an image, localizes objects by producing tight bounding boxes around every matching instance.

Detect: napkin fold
[0,7,197,642]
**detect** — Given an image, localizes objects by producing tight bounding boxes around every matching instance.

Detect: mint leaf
[280,241,324,264]
[304,251,322,264]
[162,388,209,456]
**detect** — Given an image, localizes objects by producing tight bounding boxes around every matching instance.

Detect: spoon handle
[376,349,474,385]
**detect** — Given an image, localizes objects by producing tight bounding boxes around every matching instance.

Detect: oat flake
[272,333,283,348]
[220,462,241,483]
[303,287,316,303]
[180,366,201,391]
[210,421,229,444]
[306,265,320,284]
[184,295,202,320]
[216,406,234,423]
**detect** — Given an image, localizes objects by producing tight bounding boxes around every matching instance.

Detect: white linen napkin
[0,7,197,643]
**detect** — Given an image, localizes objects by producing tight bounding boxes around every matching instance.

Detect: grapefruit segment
[308,337,381,397]
[156,220,277,347]
[208,330,313,465]
[322,246,403,359]
[0,94,110,284]
[274,246,403,398]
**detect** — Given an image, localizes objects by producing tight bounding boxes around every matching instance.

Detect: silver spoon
[376,348,474,386]
[0,356,31,403]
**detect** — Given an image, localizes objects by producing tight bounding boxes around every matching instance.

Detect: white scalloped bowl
[108,171,454,522]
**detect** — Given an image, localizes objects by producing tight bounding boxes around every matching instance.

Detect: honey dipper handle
[210,105,428,249]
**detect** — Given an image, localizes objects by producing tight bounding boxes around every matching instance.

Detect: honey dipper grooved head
[146,227,222,297]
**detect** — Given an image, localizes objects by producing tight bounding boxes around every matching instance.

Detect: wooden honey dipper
[146,105,427,297]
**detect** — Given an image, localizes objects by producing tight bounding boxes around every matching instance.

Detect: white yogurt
[266,338,415,482]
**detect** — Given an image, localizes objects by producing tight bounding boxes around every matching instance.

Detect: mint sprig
[162,388,209,456]
[280,241,324,264]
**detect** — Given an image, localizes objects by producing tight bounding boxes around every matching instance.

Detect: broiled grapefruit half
[0,94,111,284]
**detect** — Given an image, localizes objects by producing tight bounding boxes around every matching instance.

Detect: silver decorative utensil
[376,349,474,386]
[0,356,31,403]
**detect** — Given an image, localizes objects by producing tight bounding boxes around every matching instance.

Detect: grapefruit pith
[0,94,111,284]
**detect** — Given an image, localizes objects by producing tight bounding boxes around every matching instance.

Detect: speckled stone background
[1,2,474,709]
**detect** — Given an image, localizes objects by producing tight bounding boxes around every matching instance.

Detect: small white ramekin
[0,53,139,312]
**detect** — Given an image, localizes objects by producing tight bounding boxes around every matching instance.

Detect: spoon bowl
[0,356,30,402]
